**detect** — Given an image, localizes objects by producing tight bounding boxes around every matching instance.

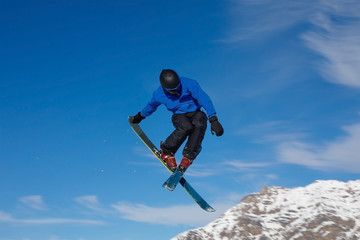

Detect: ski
[128,117,215,212]
[162,169,183,191]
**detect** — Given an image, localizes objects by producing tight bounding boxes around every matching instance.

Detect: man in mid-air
[130,69,223,173]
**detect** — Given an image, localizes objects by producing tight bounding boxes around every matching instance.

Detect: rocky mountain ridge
[172,180,360,240]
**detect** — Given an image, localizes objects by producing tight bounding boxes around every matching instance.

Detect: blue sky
[1,0,360,239]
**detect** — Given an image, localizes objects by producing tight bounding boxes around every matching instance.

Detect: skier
[130,69,223,173]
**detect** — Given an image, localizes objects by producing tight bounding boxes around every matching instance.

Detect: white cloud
[185,167,216,177]
[111,200,235,227]
[74,195,115,217]
[74,195,101,211]
[277,122,360,173]
[0,210,104,225]
[222,0,317,42]
[236,121,308,144]
[224,160,272,171]
[236,173,279,191]
[0,211,14,223]
[225,0,360,89]
[132,146,157,160]
[18,195,46,210]
[49,236,66,240]
[266,174,278,180]
[303,1,360,88]
[129,147,160,169]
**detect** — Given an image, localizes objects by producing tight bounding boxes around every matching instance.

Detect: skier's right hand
[130,112,145,124]
[209,116,224,136]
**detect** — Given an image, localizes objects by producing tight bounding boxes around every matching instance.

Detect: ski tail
[162,170,183,191]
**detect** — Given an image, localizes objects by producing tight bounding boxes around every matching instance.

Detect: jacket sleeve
[140,92,162,117]
[190,80,217,118]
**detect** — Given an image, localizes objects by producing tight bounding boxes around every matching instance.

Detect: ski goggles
[165,83,181,94]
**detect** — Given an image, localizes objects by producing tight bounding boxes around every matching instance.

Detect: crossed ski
[129,117,215,212]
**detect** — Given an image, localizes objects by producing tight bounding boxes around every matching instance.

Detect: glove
[209,116,224,136]
[130,112,145,124]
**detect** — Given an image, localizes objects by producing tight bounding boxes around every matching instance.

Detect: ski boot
[178,157,193,173]
[161,152,177,172]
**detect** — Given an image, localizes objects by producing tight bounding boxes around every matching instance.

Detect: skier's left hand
[130,112,145,124]
[209,116,224,136]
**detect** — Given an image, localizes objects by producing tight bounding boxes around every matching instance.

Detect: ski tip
[162,184,175,191]
[128,116,137,124]
[205,207,216,212]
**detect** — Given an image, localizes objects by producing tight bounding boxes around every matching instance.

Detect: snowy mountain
[172,180,360,240]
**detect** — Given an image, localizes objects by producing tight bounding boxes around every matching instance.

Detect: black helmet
[160,69,180,90]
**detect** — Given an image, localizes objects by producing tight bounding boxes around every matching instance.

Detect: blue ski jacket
[141,77,217,118]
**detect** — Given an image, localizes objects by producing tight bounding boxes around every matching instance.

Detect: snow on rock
[172,180,360,240]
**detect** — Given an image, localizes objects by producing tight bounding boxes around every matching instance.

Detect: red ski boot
[178,157,193,173]
[161,152,177,172]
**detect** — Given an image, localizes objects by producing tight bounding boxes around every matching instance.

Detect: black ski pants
[161,111,207,161]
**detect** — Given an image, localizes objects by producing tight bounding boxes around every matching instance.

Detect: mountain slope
[172,180,360,240]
